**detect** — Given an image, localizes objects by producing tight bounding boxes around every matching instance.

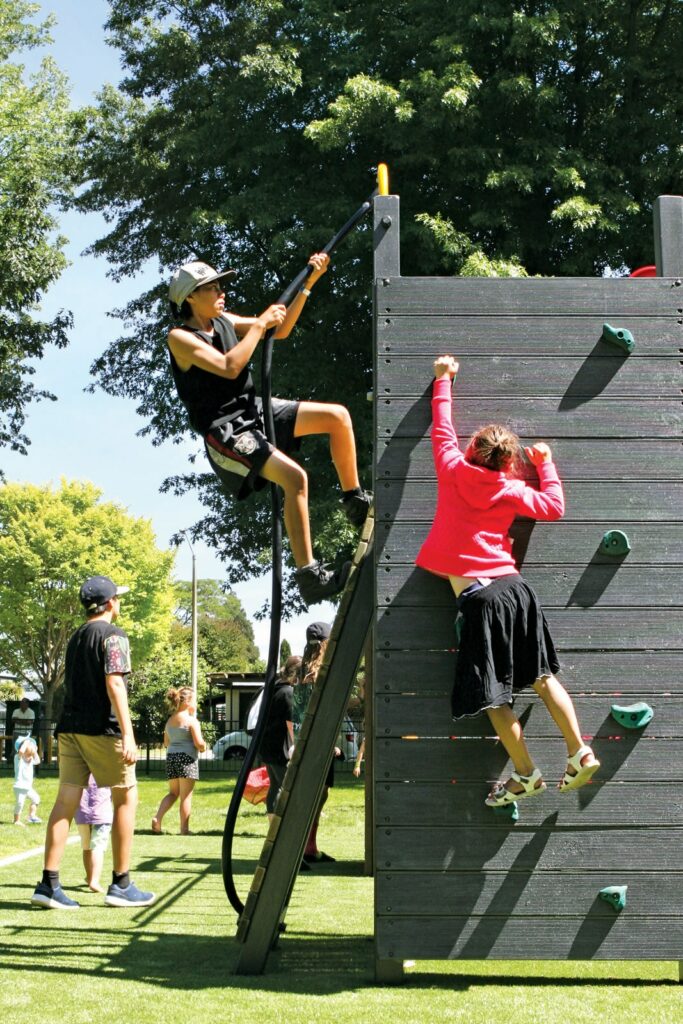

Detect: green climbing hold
[599,885,627,911]
[602,322,635,353]
[600,530,631,556]
[492,802,519,821]
[611,702,654,729]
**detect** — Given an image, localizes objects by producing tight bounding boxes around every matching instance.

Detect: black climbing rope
[221,191,377,916]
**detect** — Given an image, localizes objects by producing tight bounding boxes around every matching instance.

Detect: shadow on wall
[559,337,630,410]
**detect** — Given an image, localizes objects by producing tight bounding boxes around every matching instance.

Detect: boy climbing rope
[416,356,600,806]
[167,253,371,605]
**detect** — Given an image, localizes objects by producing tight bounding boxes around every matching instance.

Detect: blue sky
[4,0,333,658]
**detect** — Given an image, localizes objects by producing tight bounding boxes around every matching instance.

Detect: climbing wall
[372,194,683,981]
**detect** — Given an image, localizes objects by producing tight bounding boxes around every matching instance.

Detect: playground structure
[234,188,683,981]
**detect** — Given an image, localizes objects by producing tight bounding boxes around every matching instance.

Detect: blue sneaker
[31,882,79,910]
[104,881,155,907]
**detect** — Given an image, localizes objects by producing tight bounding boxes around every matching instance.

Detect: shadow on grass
[399,970,679,990]
[0,923,678,993]
[0,928,375,993]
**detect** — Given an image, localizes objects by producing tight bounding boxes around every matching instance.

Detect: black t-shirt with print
[56,619,132,737]
[258,680,293,767]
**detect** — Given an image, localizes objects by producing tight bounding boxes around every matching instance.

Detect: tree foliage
[0,1,76,458]
[0,479,176,718]
[129,578,262,734]
[75,0,682,585]
[173,577,262,671]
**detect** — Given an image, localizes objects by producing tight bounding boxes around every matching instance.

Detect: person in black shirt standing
[167,254,372,606]
[259,656,301,821]
[31,576,155,910]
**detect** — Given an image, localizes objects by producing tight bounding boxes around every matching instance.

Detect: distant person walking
[31,575,155,910]
[259,656,301,822]
[152,687,206,835]
[13,736,41,826]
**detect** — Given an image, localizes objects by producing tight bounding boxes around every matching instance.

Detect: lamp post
[180,530,198,699]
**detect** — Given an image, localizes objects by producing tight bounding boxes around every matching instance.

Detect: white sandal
[559,745,600,792]
[485,767,546,807]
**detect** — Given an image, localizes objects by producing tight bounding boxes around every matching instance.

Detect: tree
[173,578,262,671]
[0,479,176,719]
[0,1,76,459]
[129,579,262,735]
[74,1,681,587]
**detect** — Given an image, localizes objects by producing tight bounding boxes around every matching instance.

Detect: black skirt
[451,574,560,719]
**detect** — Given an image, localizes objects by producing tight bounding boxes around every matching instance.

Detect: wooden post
[653,195,683,276]
[375,958,405,984]
[373,195,400,280]
[363,627,374,876]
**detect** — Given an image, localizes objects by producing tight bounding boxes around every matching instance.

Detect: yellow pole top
[377,163,390,196]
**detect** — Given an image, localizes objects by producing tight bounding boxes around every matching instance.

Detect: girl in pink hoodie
[416,356,599,807]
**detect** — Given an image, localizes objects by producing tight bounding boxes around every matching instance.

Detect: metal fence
[1,717,364,775]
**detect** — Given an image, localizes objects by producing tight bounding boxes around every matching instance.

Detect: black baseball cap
[306,621,332,644]
[79,576,130,611]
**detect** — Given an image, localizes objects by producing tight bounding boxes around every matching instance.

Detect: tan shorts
[58,734,136,789]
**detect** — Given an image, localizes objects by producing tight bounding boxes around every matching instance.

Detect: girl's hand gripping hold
[524,442,553,465]
[434,355,459,380]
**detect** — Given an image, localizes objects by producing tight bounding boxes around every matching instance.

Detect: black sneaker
[31,881,79,910]
[295,560,351,605]
[341,489,373,528]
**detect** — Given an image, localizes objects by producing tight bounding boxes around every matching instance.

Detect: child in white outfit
[13,737,41,825]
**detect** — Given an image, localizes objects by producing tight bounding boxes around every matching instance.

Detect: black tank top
[168,317,262,437]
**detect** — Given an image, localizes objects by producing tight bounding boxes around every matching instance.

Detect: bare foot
[151,817,161,834]
[88,881,105,893]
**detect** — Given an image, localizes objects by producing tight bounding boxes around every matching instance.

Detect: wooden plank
[375,781,683,827]
[377,520,683,566]
[377,564,682,609]
[375,827,683,872]
[376,872,683,918]
[236,524,374,974]
[376,315,683,356]
[377,438,683,482]
[375,649,683,695]
[375,915,683,960]
[375,695,683,739]
[374,736,683,783]
[376,479,683,522]
[377,396,682,440]
[380,355,681,398]
[376,607,683,651]
[374,276,683,317]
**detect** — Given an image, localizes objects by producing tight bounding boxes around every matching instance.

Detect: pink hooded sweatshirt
[415,377,565,578]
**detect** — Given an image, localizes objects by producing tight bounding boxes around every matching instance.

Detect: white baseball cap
[169,261,236,306]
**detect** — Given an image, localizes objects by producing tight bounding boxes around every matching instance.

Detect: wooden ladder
[235,511,374,974]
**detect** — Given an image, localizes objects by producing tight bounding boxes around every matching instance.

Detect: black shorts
[204,398,301,501]
[451,574,560,720]
[166,751,199,781]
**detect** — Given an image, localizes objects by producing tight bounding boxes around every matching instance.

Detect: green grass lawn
[1,773,680,1023]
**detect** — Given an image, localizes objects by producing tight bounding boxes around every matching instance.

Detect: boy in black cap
[31,576,154,910]
[167,254,371,606]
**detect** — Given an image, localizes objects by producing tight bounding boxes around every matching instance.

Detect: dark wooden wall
[372,195,683,967]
